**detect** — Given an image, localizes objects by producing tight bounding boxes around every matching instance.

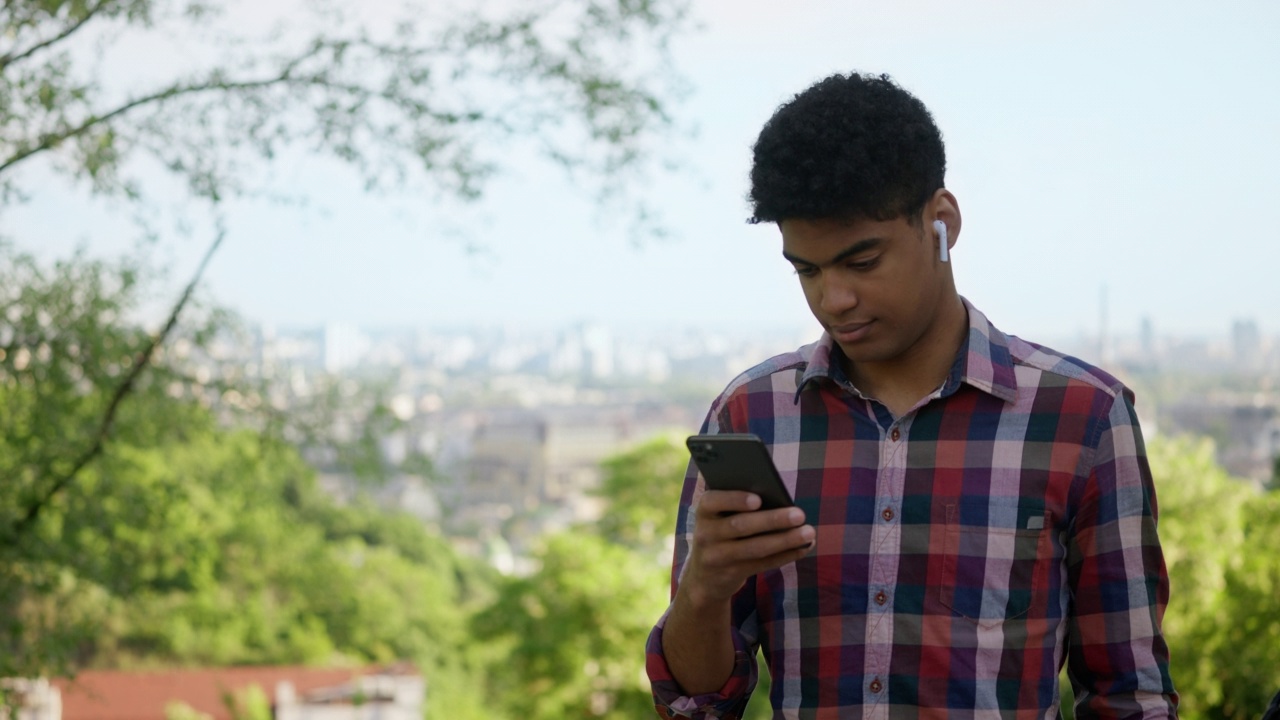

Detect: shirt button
[875,591,887,606]
[869,679,883,693]
[881,507,894,522]
[890,428,901,441]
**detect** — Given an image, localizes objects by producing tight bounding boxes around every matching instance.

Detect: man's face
[780,214,953,370]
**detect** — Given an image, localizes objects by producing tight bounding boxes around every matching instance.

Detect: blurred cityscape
[200,314,1280,569]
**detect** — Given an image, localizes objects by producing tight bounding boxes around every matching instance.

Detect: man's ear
[928,188,961,255]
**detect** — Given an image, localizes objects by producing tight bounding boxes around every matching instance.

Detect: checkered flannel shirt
[647,300,1177,719]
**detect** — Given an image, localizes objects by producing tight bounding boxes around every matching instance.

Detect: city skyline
[249,311,1280,385]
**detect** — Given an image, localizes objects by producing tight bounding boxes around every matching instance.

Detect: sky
[7,0,1280,345]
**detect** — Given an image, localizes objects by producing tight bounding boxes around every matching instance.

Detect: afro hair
[748,73,946,225]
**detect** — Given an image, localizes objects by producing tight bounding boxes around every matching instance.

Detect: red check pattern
[646,300,1177,719]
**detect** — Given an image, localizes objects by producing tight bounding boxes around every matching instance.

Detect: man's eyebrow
[782,237,884,268]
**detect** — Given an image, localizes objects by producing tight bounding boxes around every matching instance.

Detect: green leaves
[0,246,153,535]
[594,434,684,553]
[1149,437,1280,719]
[1,0,692,234]
[470,436,686,719]
[474,532,668,720]
[0,246,495,706]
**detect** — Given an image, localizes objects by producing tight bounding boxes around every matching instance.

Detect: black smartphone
[686,433,794,510]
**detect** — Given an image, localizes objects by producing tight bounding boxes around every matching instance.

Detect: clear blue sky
[9,0,1280,342]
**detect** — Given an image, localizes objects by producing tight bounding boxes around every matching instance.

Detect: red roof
[51,665,418,720]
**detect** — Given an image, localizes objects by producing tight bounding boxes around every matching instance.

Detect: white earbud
[933,220,949,262]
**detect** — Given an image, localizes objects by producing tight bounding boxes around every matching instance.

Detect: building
[7,665,423,720]
[1166,392,1280,485]
[448,403,697,558]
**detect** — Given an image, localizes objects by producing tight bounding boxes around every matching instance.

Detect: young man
[646,73,1178,719]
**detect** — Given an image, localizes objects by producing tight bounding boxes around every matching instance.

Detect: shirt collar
[795,297,1019,404]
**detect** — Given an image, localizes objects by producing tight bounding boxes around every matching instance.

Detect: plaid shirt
[647,300,1177,719]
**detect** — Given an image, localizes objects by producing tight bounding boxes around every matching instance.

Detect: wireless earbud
[933,220,949,262]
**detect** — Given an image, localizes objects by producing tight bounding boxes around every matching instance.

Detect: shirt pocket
[936,498,1053,629]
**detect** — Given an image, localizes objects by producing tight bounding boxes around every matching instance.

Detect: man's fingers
[696,489,762,515]
[725,506,806,538]
[752,540,817,573]
[700,524,814,567]
[696,491,806,539]
[683,492,813,602]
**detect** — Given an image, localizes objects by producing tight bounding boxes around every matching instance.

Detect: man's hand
[660,490,814,696]
[680,490,815,609]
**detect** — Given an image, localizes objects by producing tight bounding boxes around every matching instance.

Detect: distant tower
[1231,318,1261,370]
[1140,315,1155,360]
[1098,284,1111,366]
[580,323,615,379]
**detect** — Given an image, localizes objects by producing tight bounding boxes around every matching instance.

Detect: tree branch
[0,41,329,177]
[9,227,226,539]
[0,0,110,73]
[1,79,281,177]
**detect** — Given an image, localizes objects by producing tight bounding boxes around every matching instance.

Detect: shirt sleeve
[1066,389,1179,719]
[646,605,759,719]
[646,414,762,719]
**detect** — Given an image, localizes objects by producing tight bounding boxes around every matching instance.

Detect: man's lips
[830,320,874,342]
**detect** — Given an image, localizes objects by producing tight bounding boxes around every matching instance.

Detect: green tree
[1211,487,1280,716]
[473,532,668,720]
[0,246,499,720]
[1,0,690,229]
[471,437,687,718]
[0,243,224,682]
[594,434,685,554]
[1148,436,1280,719]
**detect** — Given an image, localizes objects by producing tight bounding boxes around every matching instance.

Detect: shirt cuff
[645,609,758,719]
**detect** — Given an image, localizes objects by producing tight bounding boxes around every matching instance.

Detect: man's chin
[834,340,881,365]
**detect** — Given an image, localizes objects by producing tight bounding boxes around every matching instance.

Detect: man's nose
[819,275,859,316]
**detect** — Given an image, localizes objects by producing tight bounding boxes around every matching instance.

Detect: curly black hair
[748,72,946,225]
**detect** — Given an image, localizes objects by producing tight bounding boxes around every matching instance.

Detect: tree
[0,245,500,720]
[1,0,691,227]
[1147,436,1280,719]
[470,438,686,718]
[594,435,685,555]
[473,532,668,720]
[0,243,224,686]
[1211,486,1280,716]
[0,0,694,669]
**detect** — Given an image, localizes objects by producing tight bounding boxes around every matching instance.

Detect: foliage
[594,434,685,553]
[1146,436,1280,720]
[1209,487,1280,715]
[470,436,685,718]
[0,0,691,233]
[165,701,213,720]
[1,1,697,714]
[473,532,669,719]
[0,246,498,720]
[220,685,271,720]
[0,242,223,680]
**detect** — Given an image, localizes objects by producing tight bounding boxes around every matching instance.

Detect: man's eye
[793,266,818,278]
[848,258,878,271]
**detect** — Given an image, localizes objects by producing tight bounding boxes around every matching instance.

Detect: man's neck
[844,296,969,418]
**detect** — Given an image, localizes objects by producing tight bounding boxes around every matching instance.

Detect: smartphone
[686,433,795,510]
